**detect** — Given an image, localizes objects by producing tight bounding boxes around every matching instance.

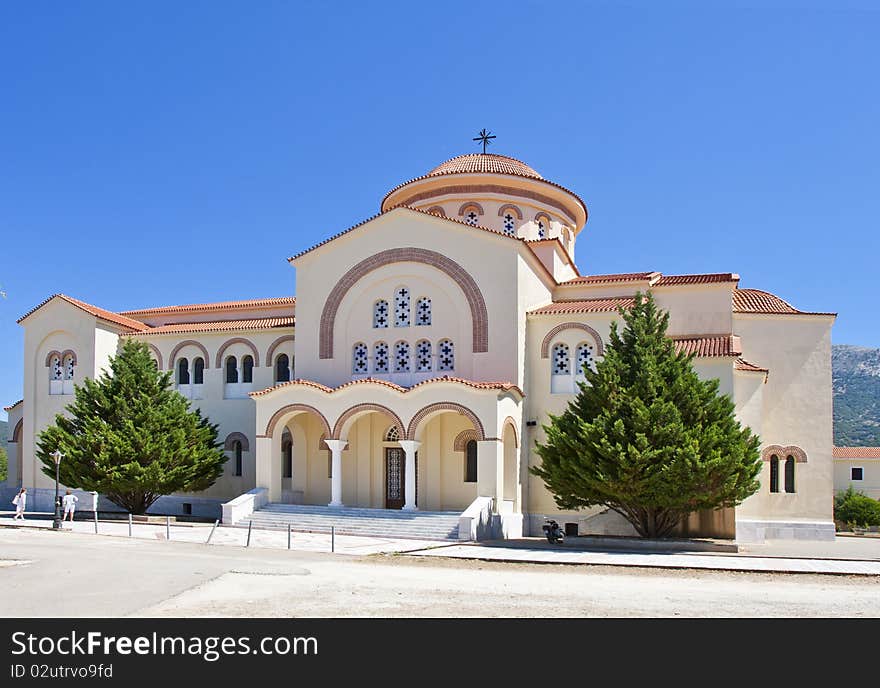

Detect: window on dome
[373,299,389,328]
[416,297,432,326]
[352,343,368,374]
[193,357,205,385]
[225,356,238,384]
[537,221,546,239]
[374,342,389,373]
[503,213,516,236]
[177,358,190,385]
[416,340,432,372]
[465,211,479,226]
[438,339,454,372]
[394,341,411,373]
[242,355,254,384]
[395,288,410,327]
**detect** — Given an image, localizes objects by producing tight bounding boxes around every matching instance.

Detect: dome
[426,154,542,179]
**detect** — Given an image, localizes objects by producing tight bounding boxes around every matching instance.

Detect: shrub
[834,486,880,528]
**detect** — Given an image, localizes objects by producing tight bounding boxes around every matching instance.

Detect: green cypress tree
[36,339,226,513]
[532,292,762,538]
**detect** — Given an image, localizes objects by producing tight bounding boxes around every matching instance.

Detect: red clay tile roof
[427,154,543,179]
[287,205,524,262]
[128,317,295,336]
[250,376,524,398]
[654,273,739,286]
[733,288,835,315]
[18,294,149,331]
[833,447,880,459]
[528,297,635,315]
[735,358,769,374]
[3,399,23,412]
[120,297,294,317]
[672,335,742,357]
[560,272,659,285]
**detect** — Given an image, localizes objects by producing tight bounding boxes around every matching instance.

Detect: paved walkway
[3,513,879,575]
[0,515,448,556]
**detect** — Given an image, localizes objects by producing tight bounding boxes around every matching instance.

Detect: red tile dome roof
[426,153,542,179]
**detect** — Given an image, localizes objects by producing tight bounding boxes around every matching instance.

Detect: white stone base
[736,518,836,543]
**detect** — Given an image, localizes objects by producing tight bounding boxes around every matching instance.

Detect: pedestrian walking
[12,488,26,520]
[62,490,78,523]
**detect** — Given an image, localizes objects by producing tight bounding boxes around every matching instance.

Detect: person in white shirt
[12,488,26,520]
[62,490,78,522]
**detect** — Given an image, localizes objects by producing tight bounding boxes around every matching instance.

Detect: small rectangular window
[851,467,864,481]
[182,503,192,515]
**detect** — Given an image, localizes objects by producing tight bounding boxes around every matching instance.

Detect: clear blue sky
[2,1,878,420]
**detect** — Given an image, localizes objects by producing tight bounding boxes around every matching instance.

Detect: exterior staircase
[239,503,462,541]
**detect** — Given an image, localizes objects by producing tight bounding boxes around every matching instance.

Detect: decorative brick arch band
[534,211,552,225]
[425,205,446,217]
[224,432,250,452]
[453,429,481,452]
[60,349,77,365]
[497,204,523,220]
[45,350,62,366]
[502,416,520,448]
[540,322,605,358]
[265,335,295,367]
[215,337,260,369]
[167,340,210,370]
[319,247,489,358]
[145,343,163,370]
[406,402,485,441]
[12,419,23,443]
[263,404,332,439]
[457,201,484,216]
[761,445,808,463]
[332,403,405,440]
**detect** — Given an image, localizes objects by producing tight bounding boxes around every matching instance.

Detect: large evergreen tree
[37,339,226,513]
[532,292,762,538]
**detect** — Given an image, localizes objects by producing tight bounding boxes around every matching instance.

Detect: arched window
[233,441,243,477]
[352,343,368,374]
[193,357,205,385]
[438,339,454,371]
[242,355,254,384]
[502,213,516,236]
[465,440,478,483]
[374,342,389,373]
[275,354,291,383]
[395,287,410,327]
[416,340,433,372]
[416,297,432,326]
[394,341,410,373]
[769,455,780,493]
[576,342,596,376]
[385,425,400,442]
[62,354,75,380]
[552,343,570,375]
[373,299,389,328]
[225,356,238,383]
[177,358,190,385]
[784,455,796,493]
[282,430,292,479]
[50,355,62,381]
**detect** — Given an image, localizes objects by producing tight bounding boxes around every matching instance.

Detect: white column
[398,440,421,511]
[324,439,347,508]
[254,436,280,502]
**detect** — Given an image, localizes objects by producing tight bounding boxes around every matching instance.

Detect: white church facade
[4,152,837,542]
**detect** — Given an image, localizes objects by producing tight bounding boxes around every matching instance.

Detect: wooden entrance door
[385,447,405,509]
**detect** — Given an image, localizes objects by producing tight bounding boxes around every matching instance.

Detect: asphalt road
[1,528,879,618]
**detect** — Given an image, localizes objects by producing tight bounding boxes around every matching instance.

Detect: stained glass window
[394,341,411,372]
[438,339,454,371]
[395,288,410,327]
[374,299,389,328]
[552,343,570,375]
[416,340,432,372]
[416,297,431,326]
[374,342,389,373]
[352,343,368,374]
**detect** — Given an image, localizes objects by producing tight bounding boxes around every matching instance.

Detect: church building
[4,150,837,542]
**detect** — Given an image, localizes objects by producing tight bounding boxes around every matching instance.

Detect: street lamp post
[51,450,63,530]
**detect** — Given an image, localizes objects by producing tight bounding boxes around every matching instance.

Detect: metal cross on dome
[473,128,496,154]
